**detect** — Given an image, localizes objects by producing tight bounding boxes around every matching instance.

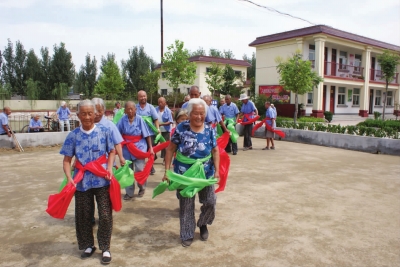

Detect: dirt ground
[0,137,399,267]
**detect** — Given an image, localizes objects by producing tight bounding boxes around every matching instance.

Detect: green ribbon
[224,118,239,143]
[152,152,217,198]
[113,108,125,124]
[141,115,166,143]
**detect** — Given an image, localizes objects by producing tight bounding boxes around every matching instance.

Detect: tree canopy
[94,58,125,100]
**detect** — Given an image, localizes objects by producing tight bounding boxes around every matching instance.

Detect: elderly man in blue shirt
[29,114,44,133]
[136,90,160,175]
[239,94,258,151]
[182,86,201,109]
[156,97,173,164]
[202,95,228,134]
[57,101,71,132]
[219,95,240,155]
[0,107,12,137]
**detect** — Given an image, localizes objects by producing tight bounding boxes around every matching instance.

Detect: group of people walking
[56,86,277,264]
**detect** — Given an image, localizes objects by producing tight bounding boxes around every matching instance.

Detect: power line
[238,0,317,26]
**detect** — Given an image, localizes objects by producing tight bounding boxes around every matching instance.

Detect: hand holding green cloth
[224,118,239,143]
[141,115,166,143]
[152,152,217,198]
[112,160,134,188]
[113,108,125,124]
[58,171,73,192]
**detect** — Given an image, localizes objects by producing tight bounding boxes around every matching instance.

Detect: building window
[309,45,315,68]
[161,72,166,78]
[187,88,190,94]
[161,89,167,96]
[206,68,211,73]
[375,90,381,105]
[386,91,393,106]
[307,92,313,104]
[338,87,346,105]
[353,88,360,105]
[176,88,180,94]
[339,51,347,69]
[234,70,242,77]
[354,54,362,72]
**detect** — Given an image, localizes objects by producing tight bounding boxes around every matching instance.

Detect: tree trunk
[294,93,298,124]
[382,82,388,121]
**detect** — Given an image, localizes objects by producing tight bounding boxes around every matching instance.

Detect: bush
[357,119,400,131]
[373,111,381,120]
[324,111,333,122]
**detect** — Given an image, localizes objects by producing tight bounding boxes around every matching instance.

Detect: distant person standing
[219,98,225,113]
[28,114,44,133]
[239,94,257,151]
[57,101,71,132]
[182,86,201,109]
[263,102,277,150]
[113,102,121,115]
[0,107,12,137]
[156,97,173,164]
[219,95,239,155]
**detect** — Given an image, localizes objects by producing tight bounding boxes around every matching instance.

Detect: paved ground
[1,137,399,267]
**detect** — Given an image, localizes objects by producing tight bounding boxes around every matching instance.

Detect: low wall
[0,100,81,111]
[251,126,400,156]
[0,132,69,149]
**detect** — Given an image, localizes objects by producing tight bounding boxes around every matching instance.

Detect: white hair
[77,99,96,114]
[61,101,66,106]
[91,97,106,110]
[186,98,208,117]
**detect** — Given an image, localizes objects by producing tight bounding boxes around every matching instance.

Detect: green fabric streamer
[141,115,166,143]
[224,118,239,143]
[113,108,125,124]
[112,160,133,188]
[216,124,223,138]
[152,152,216,198]
[58,171,74,192]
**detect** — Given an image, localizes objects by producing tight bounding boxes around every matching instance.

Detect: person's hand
[67,176,76,187]
[7,132,11,137]
[162,172,169,182]
[157,128,161,134]
[149,147,155,156]
[214,171,220,182]
[120,157,126,166]
[105,169,113,181]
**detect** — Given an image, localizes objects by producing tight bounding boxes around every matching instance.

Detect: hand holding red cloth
[215,132,230,193]
[252,118,286,138]
[238,114,260,125]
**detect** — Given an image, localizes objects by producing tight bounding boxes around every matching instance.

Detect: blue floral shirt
[171,121,217,178]
[60,125,114,192]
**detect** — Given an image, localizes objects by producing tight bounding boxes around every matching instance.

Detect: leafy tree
[205,62,224,98]
[141,70,160,104]
[276,51,323,123]
[52,82,69,100]
[162,40,197,107]
[14,41,27,97]
[243,52,256,95]
[220,64,236,95]
[2,39,16,94]
[50,42,75,90]
[100,53,116,72]
[121,46,154,96]
[74,53,97,97]
[25,49,41,82]
[209,48,224,58]
[377,50,400,120]
[26,78,40,108]
[95,58,125,100]
[190,47,206,57]
[223,49,235,59]
[39,47,52,99]
[0,50,3,85]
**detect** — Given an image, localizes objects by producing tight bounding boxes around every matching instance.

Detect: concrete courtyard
[0,137,399,267]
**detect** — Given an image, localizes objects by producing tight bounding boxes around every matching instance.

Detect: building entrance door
[369,89,374,114]
[330,86,335,113]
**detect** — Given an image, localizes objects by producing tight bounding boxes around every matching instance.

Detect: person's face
[94,104,104,123]
[265,103,270,109]
[78,106,96,130]
[184,96,190,102]
[125,104,136,118]
[116,103,121,109]
[189,104,206,128]
[203,97,212,106]
[158,98,166,109]
[242,99,248,104]
[5,108,11,115]
[138,92,147,104]
[190,89,200,99]
[177,115,188,124]
[220,99,225,106]
[225,97,231,105]
[34,116,40,122]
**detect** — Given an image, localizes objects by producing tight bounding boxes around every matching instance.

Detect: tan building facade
[157,56,250,97]
[250,25,400,117]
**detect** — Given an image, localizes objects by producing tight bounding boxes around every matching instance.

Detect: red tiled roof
[155,55,251,69]
[249,25,400,52]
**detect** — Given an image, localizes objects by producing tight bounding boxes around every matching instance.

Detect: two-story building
[249,25,400,117]
[157,55,251,96]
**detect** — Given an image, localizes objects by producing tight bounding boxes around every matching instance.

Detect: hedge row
[357,119,400,131]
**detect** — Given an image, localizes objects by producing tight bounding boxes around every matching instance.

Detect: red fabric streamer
[215,132,230,193]
[238,114,260,125]
[251,118,286,138]
[121,135,170,185]
[46,155,121,219]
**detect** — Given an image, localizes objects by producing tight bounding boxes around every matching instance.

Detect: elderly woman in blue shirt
[163,98,220,247]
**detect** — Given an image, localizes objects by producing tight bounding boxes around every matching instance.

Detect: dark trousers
[160,131,170,158]
[243,124,253,148]
[75,186,113,251]
[225,138,238,153]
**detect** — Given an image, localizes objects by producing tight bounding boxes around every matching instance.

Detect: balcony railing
[324,61,364,80]
[370,69,399,84]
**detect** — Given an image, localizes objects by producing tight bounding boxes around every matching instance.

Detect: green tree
[205,62,224,98]
[95,58,125,100]
[223,49,235,59]
[377,50,400,121]
[162,40,197,107]
[141,70,160,104]
[190,47,206,57]
[243,52,256,96]
[209,48,224,58]
[50,42,75,89]
[26,78,40,108]
[74,53,97,98]
[39,47,52,99]
[52,82,69,100]
[276,51,323,123]
[1,40,16,92]
[14,41,27,97]
[25,49,41,82]
[220,64,236,95]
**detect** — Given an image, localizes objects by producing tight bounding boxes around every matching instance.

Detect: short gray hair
[186,98,208,117]
[91,97,106,110]
[77,99,96,114]
[202,95,211,101]
[61,101,66,106]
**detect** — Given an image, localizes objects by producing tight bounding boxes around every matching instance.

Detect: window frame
[352,88,360,106]
[307,92,313,105]
[338,87,346,105]
[375,90,382,106]
[161,89,167,96]
[386,91,393,106]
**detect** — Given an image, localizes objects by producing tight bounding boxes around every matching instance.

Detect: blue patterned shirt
[136,103,158,135]
[116,115,151,161]
[171,121,217,178]
[99,115,123,145]
[219,103,239,119]
[60,125,115,192]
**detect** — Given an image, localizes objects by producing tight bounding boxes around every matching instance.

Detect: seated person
[29,114,44,133]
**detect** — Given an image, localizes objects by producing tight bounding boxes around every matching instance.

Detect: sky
[1,0,399,70]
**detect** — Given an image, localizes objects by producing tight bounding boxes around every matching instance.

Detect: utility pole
[160,0,164,63]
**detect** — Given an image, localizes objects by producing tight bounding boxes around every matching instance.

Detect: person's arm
[211,146,220,180]
[106,150,116,177]
[2,123,11,137]
[63,156,75,186]
[153,119,160,133]
[146,136,154,155]
[162,142,177,182]
[219,120,228,132]
[114,143,125,166]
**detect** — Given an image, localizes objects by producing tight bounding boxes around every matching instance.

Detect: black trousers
[225,138,238,153]
[243,124,253,148]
